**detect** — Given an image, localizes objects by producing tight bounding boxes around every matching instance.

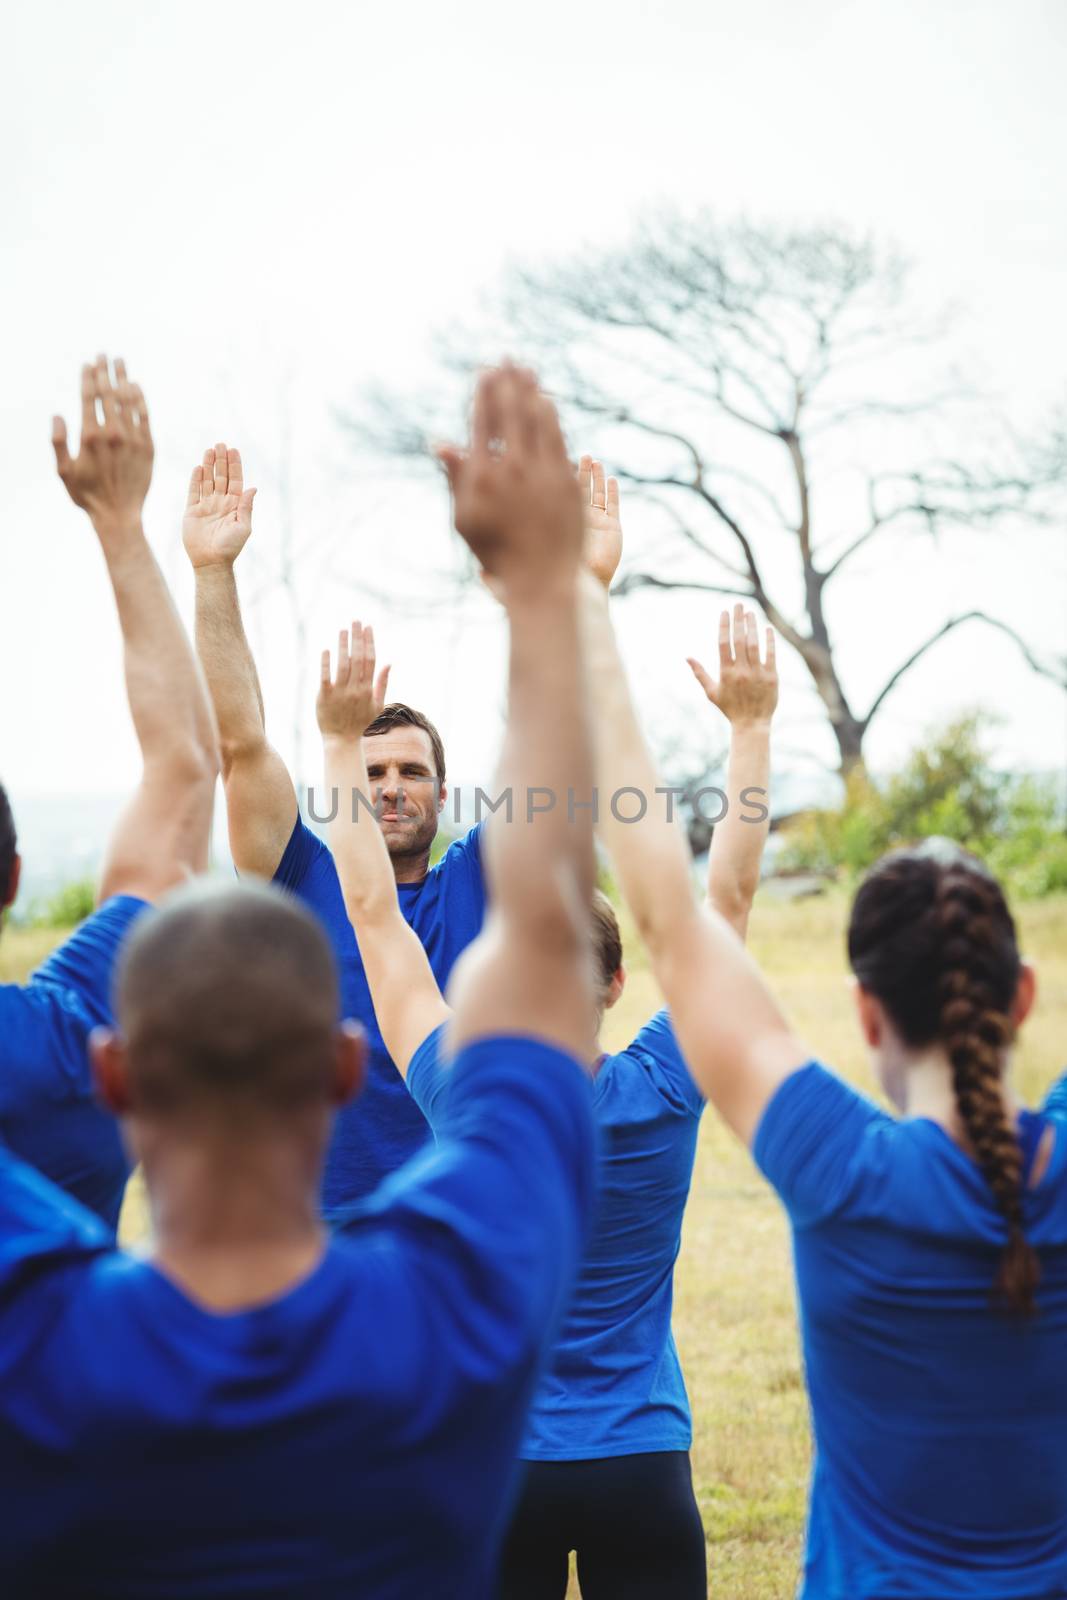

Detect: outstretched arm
[438,367,595,1061]
[53,357,218,905]
[183,446,298,879]
[582,571,806,1145]
[317,622,450,1074]
[689,604,777,938]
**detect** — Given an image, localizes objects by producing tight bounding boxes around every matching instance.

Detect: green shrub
[779,714,1067,898]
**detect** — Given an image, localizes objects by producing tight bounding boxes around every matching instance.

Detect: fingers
[336,627,351,688]
[213,442,228,497]
[227,447,243,497]
[579,454,592,505]
[186,464,203,510]
[375,664,391,706]
[130,382,150,441]
[320,649,332,689]
[718,609,733,668]
[202,447,215,496]
[238,487,257,522]
[95,355,121,429]
[81,364,98,437]
[744,608,762,668]
[434,443,465,496]
[687,657,719,705]
[606,475,620,520]
[766,627,777,673]
[470,369,500,458]
[592,460,607,510]
[52,416,71,477]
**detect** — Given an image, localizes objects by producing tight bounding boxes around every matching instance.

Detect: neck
[139,1120,327,1312]
[392,848,432,885]
[898,1046,1020,1144]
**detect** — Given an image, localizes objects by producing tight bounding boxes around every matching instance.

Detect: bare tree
[352,213,1066,774]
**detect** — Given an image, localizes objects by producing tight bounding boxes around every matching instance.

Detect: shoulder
[271,814,335,890]
[617,1007,703,1118]
[0,1144,111,1297]
[753,1062,895,1227]
[432,822,485,882]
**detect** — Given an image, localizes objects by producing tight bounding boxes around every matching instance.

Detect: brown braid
[848,840,1038,1317]
[934,866,1039,1315]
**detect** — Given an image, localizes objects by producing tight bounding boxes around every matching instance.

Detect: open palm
[182,443,257,569]
[579,456,623,589]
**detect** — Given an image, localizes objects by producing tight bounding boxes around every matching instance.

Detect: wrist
[90,511,146,545]
[726,717,774,737]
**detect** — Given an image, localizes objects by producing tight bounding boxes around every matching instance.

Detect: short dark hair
[364,703,446,786]
[117,879,342,1115]
[0,782,17,906]
[591,888,623,995]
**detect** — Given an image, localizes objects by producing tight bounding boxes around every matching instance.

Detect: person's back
[0,1060,590,1598]
[522,1009,703,1457]
[756,1064,1067,1595]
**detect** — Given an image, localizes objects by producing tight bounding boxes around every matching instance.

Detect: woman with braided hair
[588,556,1067,1597]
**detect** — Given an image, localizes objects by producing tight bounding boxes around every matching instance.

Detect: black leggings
[497,1451,706,1599]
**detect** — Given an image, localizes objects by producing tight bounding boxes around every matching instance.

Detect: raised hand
[688,604,778,726]
[53,356,153,536]
[579,456,622,589]
[317,622,391,742]
[182,444,257,570]
[436,365,583,589]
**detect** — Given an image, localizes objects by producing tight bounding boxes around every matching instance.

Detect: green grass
[4,894,1066,1598]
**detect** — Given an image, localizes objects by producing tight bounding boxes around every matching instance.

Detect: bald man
[0,367,598,1597]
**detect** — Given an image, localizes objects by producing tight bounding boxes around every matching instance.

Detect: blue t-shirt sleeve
[1042,1071,1067,1120]
[0,1140,110,1370]
[435,822,486,910]
[753,1062,890,1229]
[627,1008,704,1117]
[273,816,334,897]
[29,896,150,1024]
[406,1024,452,1136]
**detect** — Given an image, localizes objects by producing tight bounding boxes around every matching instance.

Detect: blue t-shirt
[273,816,486,1217]
[0,895,147,1230]
[1043,1071,1067,1120]
[409,1006,704,1460]
[0,1034,595,1598]
[754,1062,1067,1599]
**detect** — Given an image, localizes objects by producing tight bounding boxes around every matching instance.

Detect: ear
[437,782,447,816]
[852,980,883,1049]
[3,853,21,911]
[90,1027,133,1115]
[333,1021,367,1107]
[1012,961,1037,1030]
[604,964,626,1011]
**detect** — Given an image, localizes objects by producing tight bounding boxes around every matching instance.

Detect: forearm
[486,582,595,934]
[706,722,771,937]
[194,564,268,762]
[323,737,399,927]
[582,579,695,954]
[98,520,218,775]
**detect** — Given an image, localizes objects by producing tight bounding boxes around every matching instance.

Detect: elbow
[218,730,266,780]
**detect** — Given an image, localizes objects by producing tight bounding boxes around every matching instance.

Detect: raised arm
[316,622,450,1074]
[582,563,806,1145]
[183,447,298,879]
[52,357,218,905]
[688,604,778,938]
[437,367,595,1060]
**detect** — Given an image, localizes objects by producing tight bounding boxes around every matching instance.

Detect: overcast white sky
[3,0,1066,819]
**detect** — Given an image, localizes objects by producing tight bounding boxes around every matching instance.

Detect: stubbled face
[363,727,443,865]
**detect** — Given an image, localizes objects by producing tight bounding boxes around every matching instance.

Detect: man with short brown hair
[184,452,486,1211]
